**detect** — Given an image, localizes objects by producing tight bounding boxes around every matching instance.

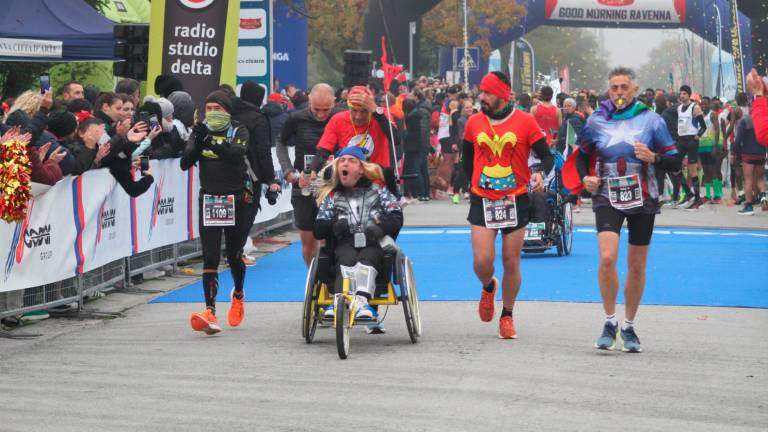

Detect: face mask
[205,110,231,131]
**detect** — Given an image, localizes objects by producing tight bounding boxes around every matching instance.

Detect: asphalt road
[1,197,766,431]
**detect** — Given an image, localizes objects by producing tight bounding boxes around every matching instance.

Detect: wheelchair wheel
[335,294,350,360]
[400,256,421,343]
[558,202,573,256]
[302,257,320,343]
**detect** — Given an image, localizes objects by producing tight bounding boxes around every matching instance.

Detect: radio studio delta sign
[545,0,686,24]
[147,0,240,113]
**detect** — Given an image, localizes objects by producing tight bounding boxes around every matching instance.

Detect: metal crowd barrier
[0,211,294,321]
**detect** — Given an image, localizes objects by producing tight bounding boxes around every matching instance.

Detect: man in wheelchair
[313,146,403,320]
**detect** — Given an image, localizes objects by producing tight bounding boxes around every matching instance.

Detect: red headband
[480,73,511,102]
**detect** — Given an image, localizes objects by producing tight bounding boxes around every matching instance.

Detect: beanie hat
[156,97,174,118]
[167,91,195,126]
[47,111,78,138]
[205,90,233,113]
[336,145,368,160]
[241,81,266,106]
[154,75,184,98]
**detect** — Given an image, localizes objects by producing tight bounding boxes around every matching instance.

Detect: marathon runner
[180,90,253,335]
[462,71,553,339]
[566,67,681,353]
[276,83,340,266]
[676,85,707,210]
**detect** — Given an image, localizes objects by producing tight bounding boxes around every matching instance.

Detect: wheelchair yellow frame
[319,277,398,330]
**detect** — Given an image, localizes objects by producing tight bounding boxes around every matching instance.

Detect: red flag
[562,147,597,194]
[381,36,402,92]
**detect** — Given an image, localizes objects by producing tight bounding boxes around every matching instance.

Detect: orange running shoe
[498,316,517,339]
[228,289,245,327]
[478,277,497,322]
[190,309,222,335]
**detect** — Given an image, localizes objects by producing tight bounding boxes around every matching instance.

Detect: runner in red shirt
[531,86,562,146]
[462,71,553,339]
[310,86,395,172]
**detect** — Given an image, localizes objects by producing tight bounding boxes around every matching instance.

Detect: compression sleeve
[695,114,707,138]
[531,137,553,175]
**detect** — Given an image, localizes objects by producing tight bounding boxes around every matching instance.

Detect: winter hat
[205,90,233,113]
[154,75,184,98]
[267,93,284,104]
[240,81,265,106]
[156,97,174,119]
[47,111,78,138]
[167,91,195,126]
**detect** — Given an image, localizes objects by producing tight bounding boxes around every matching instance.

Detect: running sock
[691,176,700,200]
[482,279,495,293]
[622,319,634,330]
[705,182,712,199]
[501,307,513,318]
[203,272,219,314]
[606,314,618,326]
[713,179,723,198]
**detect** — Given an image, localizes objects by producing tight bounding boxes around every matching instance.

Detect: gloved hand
[192,122,208,148]
[364,223,384,242]
[332,218,350,239]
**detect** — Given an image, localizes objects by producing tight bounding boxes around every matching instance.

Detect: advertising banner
[544,0,686,25]
[0,38,63,58]
[237,0,273,95]
[147,0,240,113]
[273,0,308,91]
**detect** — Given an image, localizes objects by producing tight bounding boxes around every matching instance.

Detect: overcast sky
[593,28,683,69]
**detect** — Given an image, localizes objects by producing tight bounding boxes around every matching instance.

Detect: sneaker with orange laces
[190,309,222,335]
[228,289,245,327]
[498,315,517,339]
[478,277,498,322]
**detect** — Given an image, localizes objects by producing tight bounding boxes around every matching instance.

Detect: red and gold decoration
[0,128,32,223]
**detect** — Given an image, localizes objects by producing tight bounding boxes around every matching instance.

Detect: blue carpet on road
[151,227,768,308]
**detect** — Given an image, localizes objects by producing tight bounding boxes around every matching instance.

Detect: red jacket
[753,96,768,147]
[28,146,63,186]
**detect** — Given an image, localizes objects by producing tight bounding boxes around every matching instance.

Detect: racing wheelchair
[523,151,576,256]
[301,235,421,360]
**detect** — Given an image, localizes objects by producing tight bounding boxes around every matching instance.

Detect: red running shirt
[533,104,559,145]
[463,109,545,200]
[316,111,391,167]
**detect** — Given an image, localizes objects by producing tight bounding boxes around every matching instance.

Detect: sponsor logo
[24,225,51,248]
[240,18,262,30]
[597,0,634,5]
[101,208,116,229]
[158,197,175,215]
[178,0,215,10]
[273,52,290,61]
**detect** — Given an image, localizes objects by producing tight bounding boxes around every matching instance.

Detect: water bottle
[301,167,311,196]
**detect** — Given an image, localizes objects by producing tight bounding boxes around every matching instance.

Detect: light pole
[409,21,416,83]
[462,0,469,84]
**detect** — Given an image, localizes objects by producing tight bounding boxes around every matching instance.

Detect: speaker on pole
[343,50,372,88]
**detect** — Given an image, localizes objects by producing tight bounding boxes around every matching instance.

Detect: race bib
[483,197,518,229]
[607,175,643,210]
[524,222,546,241]
[203,194,235,226]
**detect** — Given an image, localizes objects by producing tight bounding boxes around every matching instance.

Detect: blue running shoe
[595,321,618,350]
[323,304,334,319]
[355,303,378,320]
[620,326,643,353]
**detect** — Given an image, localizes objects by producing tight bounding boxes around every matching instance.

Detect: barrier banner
[0,154,293,293]
[1,177,78,291]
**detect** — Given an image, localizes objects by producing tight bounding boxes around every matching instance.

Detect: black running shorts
[677,136,700,164]
[595,205,656,246]
[467,193,530,235]
[291,195,318,231]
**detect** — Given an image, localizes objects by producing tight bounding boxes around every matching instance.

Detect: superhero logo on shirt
[476,131,518,190]
[345,133,375,158]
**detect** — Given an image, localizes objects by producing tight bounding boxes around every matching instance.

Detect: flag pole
[383,95,400,183]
